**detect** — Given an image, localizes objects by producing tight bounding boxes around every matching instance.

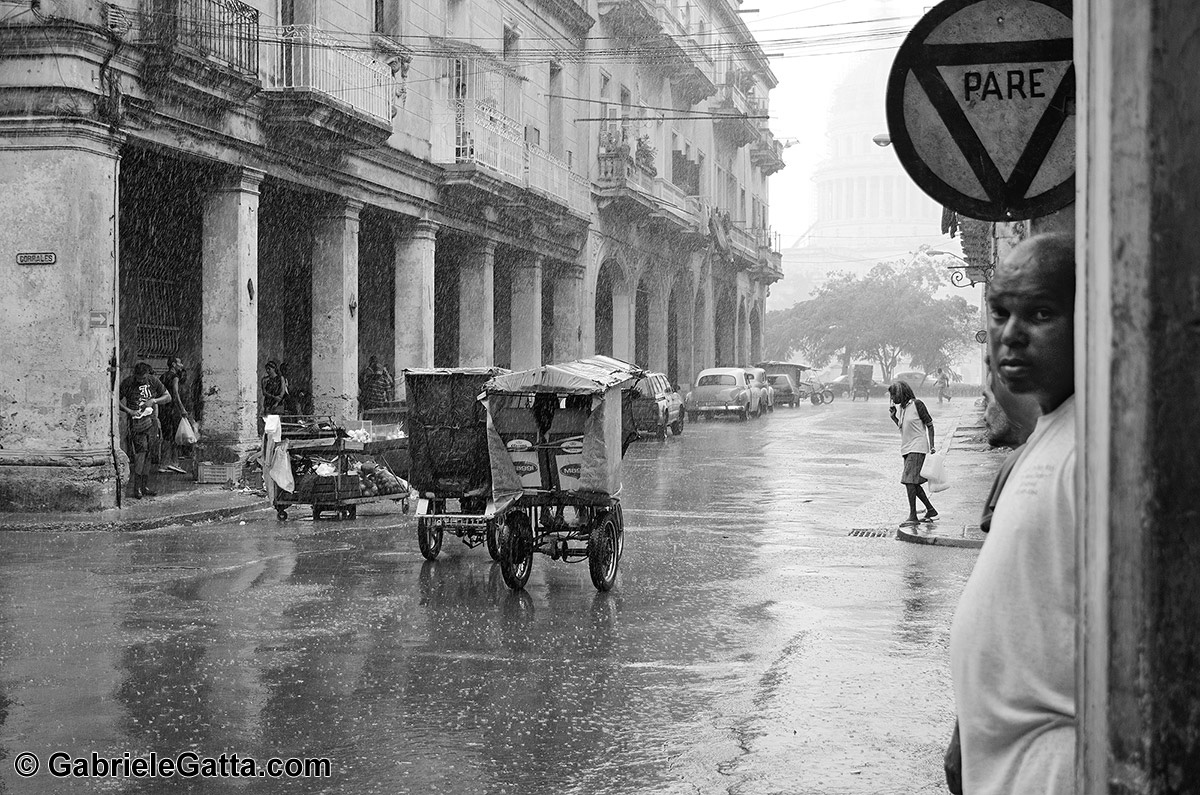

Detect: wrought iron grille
[143,0,259,75]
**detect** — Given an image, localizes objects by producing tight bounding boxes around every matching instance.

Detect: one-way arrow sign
[885,0,1074,221]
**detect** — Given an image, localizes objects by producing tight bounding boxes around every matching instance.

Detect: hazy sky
[744,0,935,244]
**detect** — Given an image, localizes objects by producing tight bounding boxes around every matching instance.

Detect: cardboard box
[505,437,544,490]
[548,437,585,491]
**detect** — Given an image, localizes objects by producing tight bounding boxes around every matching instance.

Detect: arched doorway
[594,258,625,358]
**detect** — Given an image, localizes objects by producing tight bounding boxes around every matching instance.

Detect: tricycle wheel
[276,508,288,521]
[417,517,442,561]
[588,513,621,592]
[822,389,835,404]
[811,393,822,406]
[499,511,534,590]
[485,519,501,562]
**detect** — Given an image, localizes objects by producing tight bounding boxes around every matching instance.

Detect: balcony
[714,83,760,148]
[597,0,716,105]
[753,228,784,282]
[139,0,261,109]
[261,25,394,151]
[434,101,591,221]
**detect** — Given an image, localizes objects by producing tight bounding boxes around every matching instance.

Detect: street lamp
[927,249,994,288]
[872,133,892,147]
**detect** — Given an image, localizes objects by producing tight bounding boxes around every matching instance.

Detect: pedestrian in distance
[262,360,288,416]
[158,355,191,475]
[119,361,170,499]
[360,355,394,413]
[945,232,1076,795]
[935,366,952,404]
[887,379,938,526]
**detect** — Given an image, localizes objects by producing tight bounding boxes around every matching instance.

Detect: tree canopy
[764,256,980,383]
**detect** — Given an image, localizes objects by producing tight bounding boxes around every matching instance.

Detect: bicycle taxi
[482,356,643,592]
[405,367,509,561]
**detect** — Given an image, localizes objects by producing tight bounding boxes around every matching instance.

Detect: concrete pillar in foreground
[392,219,437,399]
[201,166,264,462]
[1079,0,1200,790]
[458,238,496,366]
[311,198,363,421]
[0,120,123,510]
[510,254,543,370]
[552,264,584,363]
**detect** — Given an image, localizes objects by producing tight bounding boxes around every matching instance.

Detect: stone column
[676,291,696,390]
[0,120,124,510]
[648,280,669,373]
[458,239,496,366]
[311,198,363,421]
[201,166,264,461]
[509,254,543,370]
[392,219,437,399]
[552,265,584,362]
[611,287,633,363]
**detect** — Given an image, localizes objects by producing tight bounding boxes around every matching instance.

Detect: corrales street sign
[885,0,1074,221]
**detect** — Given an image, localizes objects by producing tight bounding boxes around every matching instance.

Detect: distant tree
[764,256,978,382]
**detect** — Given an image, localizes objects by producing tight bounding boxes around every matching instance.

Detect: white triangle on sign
[936,60,1071,183]
[902,71,988,202]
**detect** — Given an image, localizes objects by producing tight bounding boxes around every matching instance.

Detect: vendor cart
[483,356,644,593]
[404,367,509,561]
[264,415,411,521]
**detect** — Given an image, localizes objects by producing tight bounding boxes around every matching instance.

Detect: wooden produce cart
[264,416,410,521]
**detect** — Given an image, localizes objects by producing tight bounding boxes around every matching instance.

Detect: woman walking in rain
[888,380,937,526]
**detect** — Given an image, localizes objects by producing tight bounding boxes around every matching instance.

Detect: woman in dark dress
[262,360,288,415]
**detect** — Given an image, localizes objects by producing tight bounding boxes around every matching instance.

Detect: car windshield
[697,374,736,387]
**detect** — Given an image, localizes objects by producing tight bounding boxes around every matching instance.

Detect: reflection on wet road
[0,399,977,794]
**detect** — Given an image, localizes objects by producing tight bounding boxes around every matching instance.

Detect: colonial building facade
[0,0,784,510]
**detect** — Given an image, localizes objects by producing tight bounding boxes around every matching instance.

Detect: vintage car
[631,372,685,438]
[685,367,762,421]
[766,373,798,406]
[742,366,775,412]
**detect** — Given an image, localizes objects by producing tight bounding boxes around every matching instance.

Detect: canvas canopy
[404,367,508,498]
[483,355,644,396]
[483,357,643,511]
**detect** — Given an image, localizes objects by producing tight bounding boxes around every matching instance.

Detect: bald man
[947,233,1077,794]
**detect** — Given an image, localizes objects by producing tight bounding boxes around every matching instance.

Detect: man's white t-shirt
[949,395,1077,794]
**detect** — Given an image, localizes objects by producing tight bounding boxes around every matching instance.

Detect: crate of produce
[196,462,242,484]
[310,475,361,500]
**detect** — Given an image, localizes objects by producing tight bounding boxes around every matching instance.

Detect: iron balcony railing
[436,100,590,217]
[143,0,259,74]
[268,25,392,123]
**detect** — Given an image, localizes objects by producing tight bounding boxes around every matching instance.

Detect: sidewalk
[0,468,269,532]
[896,399,1008,549]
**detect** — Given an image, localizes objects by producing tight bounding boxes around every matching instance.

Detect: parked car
[891,370,930,389]
[631,372,685,438]
[685,367,761,421]
[766,373,798,406]
[829,373,886,399]
[742,366,774,413]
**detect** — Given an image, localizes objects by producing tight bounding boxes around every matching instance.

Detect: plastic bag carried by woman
[923,451,949,492]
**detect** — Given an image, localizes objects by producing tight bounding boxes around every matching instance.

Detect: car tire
[670,413,684,435]
[656,413,668,440]
[739,406,749,421]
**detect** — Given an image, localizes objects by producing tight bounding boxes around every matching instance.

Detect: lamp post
[928,249,994,288]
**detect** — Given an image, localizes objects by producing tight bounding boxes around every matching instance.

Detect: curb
[0,501,270,533]
[896,523,984,549]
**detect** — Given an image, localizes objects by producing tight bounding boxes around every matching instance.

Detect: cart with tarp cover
[483,356,643,592]
[405,367,509,561]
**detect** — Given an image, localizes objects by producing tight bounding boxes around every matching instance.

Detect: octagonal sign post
[885,0,1074,221]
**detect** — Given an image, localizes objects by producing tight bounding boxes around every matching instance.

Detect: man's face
[987,241,1075,414]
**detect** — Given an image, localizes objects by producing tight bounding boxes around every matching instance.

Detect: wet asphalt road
[0,398,978,794]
